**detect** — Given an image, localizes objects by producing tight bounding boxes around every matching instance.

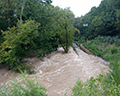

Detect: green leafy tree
[74,0,120,40]
[0,20,40,71]
[51,7,77,53]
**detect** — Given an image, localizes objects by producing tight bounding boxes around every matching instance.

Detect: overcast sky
[52,0,102,17]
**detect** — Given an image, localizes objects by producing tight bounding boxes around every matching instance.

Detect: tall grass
[0,71,47,96]
[73,36,120,95]
[82,36,120,85]
[72,74,120,96]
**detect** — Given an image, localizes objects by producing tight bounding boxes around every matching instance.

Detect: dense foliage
[0,0,76,72]
[83,36,120,84]
[72,74,120,96]
[74,0,120,40]
[0,20,39,72]
[73,36,120,95]
[73,1,120,92]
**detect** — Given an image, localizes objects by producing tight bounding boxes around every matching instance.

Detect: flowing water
[0,46,109,96]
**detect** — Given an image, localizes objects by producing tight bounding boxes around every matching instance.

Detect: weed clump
[0,72,47,96]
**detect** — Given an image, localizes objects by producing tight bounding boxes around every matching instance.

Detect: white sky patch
[52,0,102,17]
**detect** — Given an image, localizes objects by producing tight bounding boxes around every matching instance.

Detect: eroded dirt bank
[0,47,109,96]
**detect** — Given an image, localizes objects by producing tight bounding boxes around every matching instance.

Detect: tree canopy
[74,0,120,40]
[0,0,76,72]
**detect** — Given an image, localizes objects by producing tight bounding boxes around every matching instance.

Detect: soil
[0,46,109,96]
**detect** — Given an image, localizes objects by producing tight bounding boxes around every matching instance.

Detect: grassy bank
[72,36,120,96]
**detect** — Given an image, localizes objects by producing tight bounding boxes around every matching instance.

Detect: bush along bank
[72,36,120,96]
[0,71,47,96]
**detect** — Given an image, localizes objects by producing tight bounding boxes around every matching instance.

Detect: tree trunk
[8,0,11,27]
[20,0,26,21]
[65,23,68,53]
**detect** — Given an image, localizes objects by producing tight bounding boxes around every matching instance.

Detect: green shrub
[0,35,3,45]
[13,64,34,74]
[0,20,40,72]
[75,38,86,44]
[34,50,45,57]
[103,54,113,61]
[94,36,118,44]
[115,39,120,46]
[85,43,102,56]
[111,46,118,54]
[106,60,120,85]
[82,38,120,87]
[0,72,47,96]
[72,74,120,96]
[103,47,111,54]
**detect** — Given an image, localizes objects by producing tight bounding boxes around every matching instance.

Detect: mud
[0,47,109,96]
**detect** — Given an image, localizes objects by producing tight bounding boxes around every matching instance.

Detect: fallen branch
[73,42,91,55]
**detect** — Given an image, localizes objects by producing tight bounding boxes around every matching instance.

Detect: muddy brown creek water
[0,47,109,96]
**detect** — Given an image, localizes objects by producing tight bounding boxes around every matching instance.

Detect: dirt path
[0,47,109,96]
